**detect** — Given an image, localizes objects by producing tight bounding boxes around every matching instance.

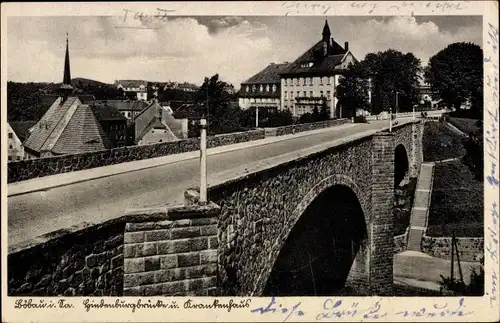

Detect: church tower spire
[63,33,72,85]
[59,33,74,101]
[322,20,331,42]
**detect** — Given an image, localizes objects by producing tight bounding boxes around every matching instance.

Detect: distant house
[238,63,290,111]
[176,82,199,93]
[23,36,111,158]
[99,100,149,121]
[134,101,188,145]
[115,80,148,101]
[90,103,129,148]
[7,122,33,161]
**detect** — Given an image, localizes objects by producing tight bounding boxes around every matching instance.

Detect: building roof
[242,63,291,85]
[115,80,148,88]
[23,96,110,155]
[280,39,349,76]
[99,100,149,112]
[177,82,199,90]
[51,104,110,154]
[90,103,128,122]
[173,103,204,120]
[9,121,37,142]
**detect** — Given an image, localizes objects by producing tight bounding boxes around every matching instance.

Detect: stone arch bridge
[8,120,423,297]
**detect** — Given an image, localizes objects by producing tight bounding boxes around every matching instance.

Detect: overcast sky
[7,15,482,88]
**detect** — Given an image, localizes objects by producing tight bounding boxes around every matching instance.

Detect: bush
[426,222,483,237]
[353,115,367,123]
[439,257,484,296]
[422,122,466,161]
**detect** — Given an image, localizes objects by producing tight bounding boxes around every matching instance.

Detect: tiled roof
[115,80,148,88]
[78,94,96,104]
[24,96,78,153]
[99,100,149,112]
[23,96,111,156]
[242,63,291,85]
[280,40,349,76]
[173,103,204,119]
[52,105,110,155]
[90,103,128,121]
[9,121,37,142]
[161,106,184,138]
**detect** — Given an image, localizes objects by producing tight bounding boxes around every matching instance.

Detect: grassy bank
[447,117,480,136]
[422,122,466,162]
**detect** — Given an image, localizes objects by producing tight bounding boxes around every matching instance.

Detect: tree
[359,50,422,114]
[424,42,483,115]
[195,74,244,135]
[335,62,371,117]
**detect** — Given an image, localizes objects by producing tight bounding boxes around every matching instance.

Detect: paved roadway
[8,117,416,247]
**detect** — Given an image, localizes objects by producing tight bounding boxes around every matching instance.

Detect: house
[98,100,149,121]
[177,82,199,92]
[133,101,188,145]
[115,80,148,101]
[23,36,111,158]
[279,20,358,118]
[90,103,129,148]
[7,123,28,161]
[238,62,290,111]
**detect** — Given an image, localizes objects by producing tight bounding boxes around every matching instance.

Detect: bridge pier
[122,196,220,296]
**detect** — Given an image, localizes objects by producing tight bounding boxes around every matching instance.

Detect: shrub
[422,122,466,161]
[439,257,484,296]
[353,115,367,123]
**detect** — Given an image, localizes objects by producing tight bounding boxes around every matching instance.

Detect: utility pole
[199,119,207,204]
[389,106,392,132]
[206,87,209,134]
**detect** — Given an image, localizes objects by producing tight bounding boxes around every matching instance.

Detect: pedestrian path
[407,162,435,251]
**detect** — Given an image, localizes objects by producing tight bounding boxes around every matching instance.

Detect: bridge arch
[257,175,368,296]
[394,143,410,188]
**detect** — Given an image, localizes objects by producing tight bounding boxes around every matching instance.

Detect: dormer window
[272,85,276,92]
[260,85,263,92]
[300,62,314,68]
[252,85,256,92]
[246,86,250,92]
[266,85,270,92]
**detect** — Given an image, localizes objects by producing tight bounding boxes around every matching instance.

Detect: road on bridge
[8,117,418,247]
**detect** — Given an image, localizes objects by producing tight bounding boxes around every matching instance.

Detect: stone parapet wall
[393,227,409,254]
[8,221,125,296]
[274,119,349,136]
[123,204,220,296]
[421,235,484,262]
[8,129,265,183]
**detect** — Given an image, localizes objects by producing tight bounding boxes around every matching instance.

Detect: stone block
[145,229,171,242]
[137,242,158,257]
[200,225,217,236]
[145,256,161,271]
[124,232,145,244]
[160,255,177,269]
[171,227,201,239]
[208,236,218,249]
[123,244,138,258]
[124,258,145,274]
[157,239,190,254]
[200,250,217,264]
[163,281,187,295]
[190,237,209,251]
[177,253,200,267]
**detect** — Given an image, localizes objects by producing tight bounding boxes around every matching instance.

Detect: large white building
[115,80,148,101]
[238,63,290,111]
[280,20,357,118]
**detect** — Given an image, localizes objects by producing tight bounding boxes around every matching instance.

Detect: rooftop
[241,63,291,85]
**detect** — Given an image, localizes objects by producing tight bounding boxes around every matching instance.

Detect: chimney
[345,41,349,52]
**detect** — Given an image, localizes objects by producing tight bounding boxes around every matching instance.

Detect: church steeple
[322,20,331,42]
[63,33,72,85]
[59,33,74,101]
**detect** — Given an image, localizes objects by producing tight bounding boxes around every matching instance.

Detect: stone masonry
[421,235,484,262]
[8,129,265,183]
[122,203,220,296]
[275,118,350,136]
[8,121,423,296]
[8,222,125,296]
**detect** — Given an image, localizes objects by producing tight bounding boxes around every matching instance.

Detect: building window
[272,85,277,92]
[16,156,21,160]
[8,133,13,139]
[266,84,270,92]
[320,90,324,97]
[260,85,263,92]
[291,91,294,99]
[246,86,250,92]
[310,91,314,97]
[9,144,12,149]
[303,91,307,97]
[8,156,12,161]
[327,91,331,98]
[252,85,256,92]
[297,91,300,98]
[284,91,288,100]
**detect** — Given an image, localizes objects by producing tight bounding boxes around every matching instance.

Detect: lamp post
[389,106,392,132]
[395,90,400,114]
[199,119,207,204]
[255,106,259,128]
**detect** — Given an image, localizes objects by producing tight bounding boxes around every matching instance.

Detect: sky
[7,15,482,88]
